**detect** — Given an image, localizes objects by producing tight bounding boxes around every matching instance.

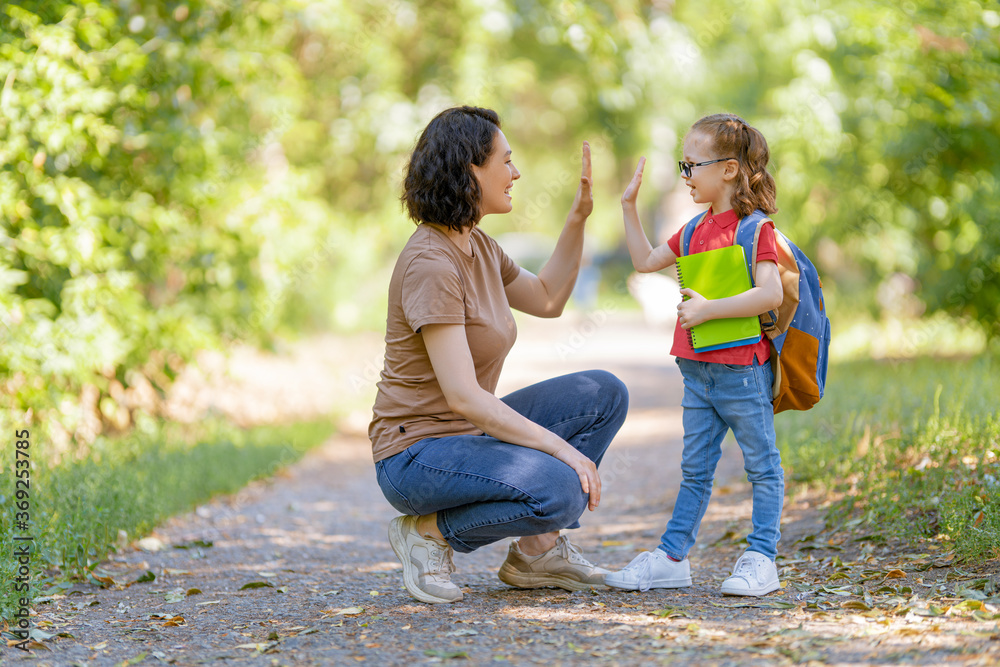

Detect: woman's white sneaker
[604,549,692,591]
[388,515,463,604]
[720,550,780,596]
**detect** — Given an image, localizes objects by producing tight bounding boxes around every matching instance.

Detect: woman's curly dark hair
[402,106,501,231]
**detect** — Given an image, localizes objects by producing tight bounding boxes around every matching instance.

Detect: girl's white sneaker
[720,550,780,596]
[605,549,692,591]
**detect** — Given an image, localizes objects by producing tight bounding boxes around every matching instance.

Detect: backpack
[681,210,830,413]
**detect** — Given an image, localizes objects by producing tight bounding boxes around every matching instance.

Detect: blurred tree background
[1,0,998,450]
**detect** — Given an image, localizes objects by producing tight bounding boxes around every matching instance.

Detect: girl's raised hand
[567,141,593,223]
[621,157,646,206]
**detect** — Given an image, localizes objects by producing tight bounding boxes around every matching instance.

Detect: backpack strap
[733,210,779,334]
[679,211,709,257]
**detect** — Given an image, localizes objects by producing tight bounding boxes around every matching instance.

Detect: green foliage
[0,417,333,622]
[779,355,1000,563]
[0,1,342,446]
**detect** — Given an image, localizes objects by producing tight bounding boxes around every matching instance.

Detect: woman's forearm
[450,386,569,456]
[421,321,602,507]
[534,218,585,313]
[423,323,570,454]
[531,142,593,315]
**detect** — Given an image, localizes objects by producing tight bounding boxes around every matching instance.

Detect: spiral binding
[676,264,698,348]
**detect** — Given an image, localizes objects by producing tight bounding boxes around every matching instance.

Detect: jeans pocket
[375,460,418,515]
[721,363,751,373]
[751,361,774,400]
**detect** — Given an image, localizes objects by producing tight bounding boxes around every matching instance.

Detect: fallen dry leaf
[333,607,365,616]
[240,581,274,590]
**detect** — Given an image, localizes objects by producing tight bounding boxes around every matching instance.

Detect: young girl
[606,113,785,596]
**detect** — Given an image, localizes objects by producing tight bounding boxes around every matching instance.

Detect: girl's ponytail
[690,114,777,219]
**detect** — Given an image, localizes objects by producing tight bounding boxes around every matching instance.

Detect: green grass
[0,418,334,622]
[778,354,1000,563]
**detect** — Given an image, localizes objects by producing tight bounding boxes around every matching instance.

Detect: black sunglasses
[678,158,737,178]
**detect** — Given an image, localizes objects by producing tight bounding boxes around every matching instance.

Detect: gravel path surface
[6,313,999,666]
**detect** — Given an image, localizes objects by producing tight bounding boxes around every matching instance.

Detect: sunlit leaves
[0,1,320,447]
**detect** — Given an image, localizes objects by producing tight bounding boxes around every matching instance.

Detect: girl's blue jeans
[660,357,784,561]
[375,370,629,553]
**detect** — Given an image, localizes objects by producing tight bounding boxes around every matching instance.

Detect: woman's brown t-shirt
[369,224,521,462]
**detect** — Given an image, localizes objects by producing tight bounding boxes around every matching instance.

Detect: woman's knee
[539,496,589,533]
[579,369,629,416]
[533,467,589,529]
[583,369,628,397]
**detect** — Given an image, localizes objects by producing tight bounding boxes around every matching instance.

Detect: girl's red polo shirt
[666,208,778,365]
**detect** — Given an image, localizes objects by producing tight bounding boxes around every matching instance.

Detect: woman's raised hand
[621,157,646,206]
[567,141,593,223]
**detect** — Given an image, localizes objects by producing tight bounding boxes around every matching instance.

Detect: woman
[370,106,628,604]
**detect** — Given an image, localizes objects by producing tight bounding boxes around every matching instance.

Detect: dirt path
[6,313,999,666]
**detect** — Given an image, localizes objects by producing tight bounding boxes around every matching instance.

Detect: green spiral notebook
[675,245,761,352]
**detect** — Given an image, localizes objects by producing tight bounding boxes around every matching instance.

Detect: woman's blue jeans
[375,370,629,553]
[659,357,783,561]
